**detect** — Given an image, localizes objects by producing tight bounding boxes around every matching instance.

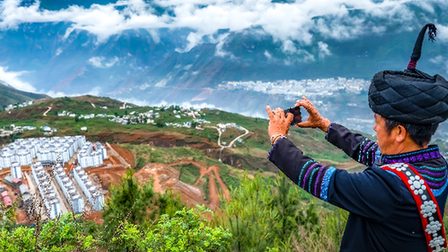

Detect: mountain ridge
[0,82,50,109]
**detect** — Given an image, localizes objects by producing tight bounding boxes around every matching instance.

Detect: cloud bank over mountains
[1,0,448,115]
[2,0,447,53]
[0,66,34,92]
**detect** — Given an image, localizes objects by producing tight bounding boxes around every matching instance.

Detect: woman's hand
[295,97,331,132]
[266,106,293,138]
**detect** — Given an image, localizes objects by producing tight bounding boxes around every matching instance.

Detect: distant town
[218,77,374,133]
[218,77,370,101]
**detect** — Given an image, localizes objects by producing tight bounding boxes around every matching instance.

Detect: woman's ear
[395,125,407,143]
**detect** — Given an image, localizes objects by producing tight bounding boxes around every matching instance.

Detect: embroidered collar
[381,145,441,164]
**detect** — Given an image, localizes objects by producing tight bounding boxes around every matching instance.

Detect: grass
[135,157,146,171]
[123,145,205,165]
[202,176,210,201]
[220,127,246,146]
[173,163,201,185]
[202,158,241,190]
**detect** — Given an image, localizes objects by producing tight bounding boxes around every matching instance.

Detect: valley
[0,95,364,220]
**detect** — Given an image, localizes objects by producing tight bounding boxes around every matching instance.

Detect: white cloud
[239,109,268,120]
[116,96,151,106]
[0,0,433,48]
[148,29,160,43]
[282,40,297,53]
[435,24,448,43]
[430,55,444,64]
[318,41,331,59]
[55,48,63,56]
[214,33,235,57]
[413,1,435,13]
[142,99,220,110]
[179,101,217,110]
[177,32,204,53]
[215,40,229,57]
[429,56,448,75]
[0,66,35,92]
[297,49,315,63]
[264,50,272,60]
[155,78,168,87]
[46,86,102,98]
[88,56,119,68]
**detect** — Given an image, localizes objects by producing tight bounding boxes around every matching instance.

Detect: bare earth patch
[134,160,231,210]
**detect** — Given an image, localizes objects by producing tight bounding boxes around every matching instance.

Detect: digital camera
[284,106,302,126]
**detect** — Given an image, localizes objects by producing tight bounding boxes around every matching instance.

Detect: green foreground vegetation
[3,169,448,251]
[0,168,346,252]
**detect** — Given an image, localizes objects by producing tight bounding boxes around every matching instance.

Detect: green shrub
[141,207,231,252]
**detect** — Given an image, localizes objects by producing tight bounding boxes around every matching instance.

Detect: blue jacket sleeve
[269,136,402,222]
[326,123,380,167]
[268,137,336,201]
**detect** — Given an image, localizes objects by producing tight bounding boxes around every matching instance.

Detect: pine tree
[271,173,303,245]
[101,169,155,251]
[221,173,274,251]
[100,168,185,251]
[221,173,313,251]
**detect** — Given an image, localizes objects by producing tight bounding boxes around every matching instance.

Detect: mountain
[0,82,50,109]
[2,1,448,117]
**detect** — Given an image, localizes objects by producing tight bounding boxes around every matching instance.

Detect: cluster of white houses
[73,166,104,211]
[0,136,87,169]
[30,161,105,218]
[0,135,108,219]
[31,162,62,219]
[54,164,84,214]
[78,142,108,168]
[0,136,108,170]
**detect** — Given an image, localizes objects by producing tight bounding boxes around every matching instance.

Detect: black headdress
[368,23,448,124]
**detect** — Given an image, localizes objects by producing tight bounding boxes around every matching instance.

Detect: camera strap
[381,163,447,252]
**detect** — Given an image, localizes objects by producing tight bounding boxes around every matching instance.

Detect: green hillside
[0,82,50,109]
[0,95,363,172]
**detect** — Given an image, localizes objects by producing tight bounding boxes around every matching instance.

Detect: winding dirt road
[137,159,230,210]
[43,106,51,116]
[171,160,230,208]
[209,125,250,161]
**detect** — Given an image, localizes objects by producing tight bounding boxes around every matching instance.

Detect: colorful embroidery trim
[381,163,447,252]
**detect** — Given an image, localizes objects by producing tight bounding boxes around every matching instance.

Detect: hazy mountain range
[2,0,448,118]
[0,82,49,108]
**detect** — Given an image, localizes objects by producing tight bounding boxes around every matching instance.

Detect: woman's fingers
[275,108,284,119]
[266,106,275,120]
[297,100,312,112]
[298,121,311,128]
[285,112,294,124]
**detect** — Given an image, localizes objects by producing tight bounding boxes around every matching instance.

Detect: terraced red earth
[134,160,230,210]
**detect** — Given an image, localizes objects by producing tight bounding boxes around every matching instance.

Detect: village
[0,104,215,137]
[0,102,251,223]
[0,135,129,223]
